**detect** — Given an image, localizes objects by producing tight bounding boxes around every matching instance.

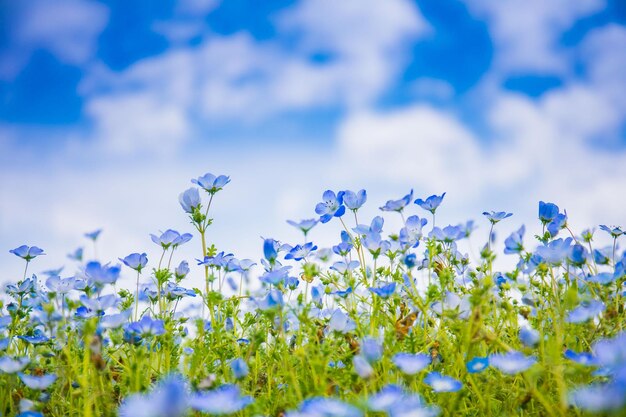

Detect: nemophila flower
[315,190,346,223]
[599,225,624,238]
[489,351,536,374]
[150,229,192,249]
[430,225,464,243]
[403,253,417,268]
[330,260,359,274]
[569,383,626,412]
[431,292,470,319]
[0,338,10,350]
[179,187,201,213]
[328,360,345,369]
[361,337,383,363]
[547,211,567,237]
[353,355,374,378]
[339,189,367,211]
[564,349,597,366]
[286,397,362,417]
[190,384,252,414]
[198,251,234,268]
[519,325,540,347]
[388,400,440,417]
[363,231,391,258]
[392,353,430,375]
[593,248,611,265]
[9,245,45,261]
[42,266,63,277]
[253,289,284,311]
[84,261,121,286]
[100,311,132,329]
[18,329,49,345]
[287,218,319,236]
[67,247,84,261]
[119,253,148,272]
[367,384,408,413]
[45,276,78,294]
[423,372,462,393]
[0,356,29,373]
[332,287,353,298]
[263,238,280,263]
[17,412,43,417]
[399,215,428,248]
[85,229,102,241]
[586,272,616,285]
[80,294,119,313]
[192,173,230,194]
[568,244,588,267]
[466,357,489,373]
[175,260,189,280]
[18,373,56,390]
[353,216,384,236]
[592,332,626,369]
[483,211,513,224]
[328,309,356,333]
[502,225,525,255]
[285,276,299,290]
[127,315,165,338]
[285,242,318,261]
[259,266,291,285]
[230,358,249,379]
[535,237,573,265]
[415,192,446,214]
[369,282,396,299]
[119,374,189,417]
[380,189,413,212]
[538,201,559,224]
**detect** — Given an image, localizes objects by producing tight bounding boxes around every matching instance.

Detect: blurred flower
[230,358,249,379]
[423,372,462,392]
[466,357,489,373]
[392,353,430,375]
[489,351,536,374]
[85,229,102,241]
[18,373,56,390]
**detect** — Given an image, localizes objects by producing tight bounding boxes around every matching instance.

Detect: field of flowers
[1,172,625,417]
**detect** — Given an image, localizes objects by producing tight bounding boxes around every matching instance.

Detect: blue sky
[1,0,625,284]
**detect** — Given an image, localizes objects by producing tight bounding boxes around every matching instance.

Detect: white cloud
[466,0,605,74]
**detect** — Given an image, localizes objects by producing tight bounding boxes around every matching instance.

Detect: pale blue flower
[489,351,536,374]
[392,353,430,375]
[423,372,462,392]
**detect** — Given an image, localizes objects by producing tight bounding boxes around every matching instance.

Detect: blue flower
[504,225,525,254]
[368,282,396,299]
[175,261,189,280]
[380,190,413,212]
[80,294,119,313]
[547,211,567,237]
[119,374,189,417]
[288,397,362,417]
[568,244,588,266]
[415,192,446,214]
[9,245,45,261]
[285,242,318,261]
[230,358,249,379]
[18,373,56,390]
[564,349,597,366]
[586,272,616,285]
[150,229,192,249]
[399,215,428,248]
[85,261,121,286]
[327,309,356,333]
[430,225,464,243]
[0,356,29,373]
[538,201,559,224]
[567,300,605,323]
[367,384,407,413]
[189,384,252,414]
[535,238,573,265]
[259,266,291,286]
[339,189,367,211]
[253,289,284,311]
[287,218,319,236]
[85,229,102,241]
[315,190,346,223]
[361,337,383,363]
[363,231,391,258]
[569,383,626,412]
[353,355,374,378]
[392,353,430,375]
[179,187,201,213]
[599,225,624,238]
[127,315,166,338]
[119,253,148,273]
[330,261,359,274]
[191,173,230,194]
[353,216,384,236]
[466,357,489,373]
[67,247,84,262]
[519,326,540,347]
[489,351,536,374]
[263,238,280,263]
[331,287,353,298]
[18,329,49,345]
[100,311,132,329]
[423,372,462,392]
[482,211,513,224]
